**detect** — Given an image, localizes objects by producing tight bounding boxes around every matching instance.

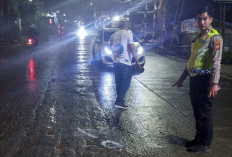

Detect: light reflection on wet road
[27,58,36,92]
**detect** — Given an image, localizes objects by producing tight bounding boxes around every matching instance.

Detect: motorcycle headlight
[104,47,113,55]
[137,46,144,55]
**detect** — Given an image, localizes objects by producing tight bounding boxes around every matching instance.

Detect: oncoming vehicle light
[137,47,144,55]
[112,16,120,21]
[77,26,88,38]
[104,47,113,55]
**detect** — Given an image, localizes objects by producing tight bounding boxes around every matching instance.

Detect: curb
[151,51,232,82]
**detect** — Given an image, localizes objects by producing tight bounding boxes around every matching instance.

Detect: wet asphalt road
[0,34,231,157]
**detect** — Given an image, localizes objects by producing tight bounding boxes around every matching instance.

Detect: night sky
[39,0,231,23]
[39,0,124,20]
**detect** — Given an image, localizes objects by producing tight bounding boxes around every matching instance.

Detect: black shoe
[115,103,128,109]
[185,139,199,147]
[186,144,210,153]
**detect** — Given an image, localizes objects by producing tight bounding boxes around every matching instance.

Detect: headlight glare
[76,26,88,38]
[137,47,144,55]
[104,47,112,55]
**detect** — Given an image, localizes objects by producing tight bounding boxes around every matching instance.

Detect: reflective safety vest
[187,28,220,76]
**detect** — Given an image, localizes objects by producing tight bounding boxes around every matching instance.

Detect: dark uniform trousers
[189,74,213,146]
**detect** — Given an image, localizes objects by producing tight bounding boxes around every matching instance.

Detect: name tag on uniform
[200,34,208,44]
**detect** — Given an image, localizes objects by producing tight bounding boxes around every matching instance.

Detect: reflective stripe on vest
[187,28,220,76]
[188,68,211,75]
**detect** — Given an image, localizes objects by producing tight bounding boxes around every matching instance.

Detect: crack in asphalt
[133,76,192,120]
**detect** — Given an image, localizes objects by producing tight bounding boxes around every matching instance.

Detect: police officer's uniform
[185,26,223,147]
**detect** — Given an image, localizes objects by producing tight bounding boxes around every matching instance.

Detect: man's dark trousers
[190,74,213,147]
[114,63,132,104]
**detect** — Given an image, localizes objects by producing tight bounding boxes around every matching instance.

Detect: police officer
[173,8,223,152]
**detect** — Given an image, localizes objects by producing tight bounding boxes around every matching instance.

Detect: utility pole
[153,0,157,36]
[220,2,226,39]
[144,0,148,29]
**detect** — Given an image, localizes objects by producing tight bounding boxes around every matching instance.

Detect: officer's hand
[208,84,219,98]
[172,79,184,88]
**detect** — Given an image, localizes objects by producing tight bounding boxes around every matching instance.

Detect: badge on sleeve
[214,39,220,50]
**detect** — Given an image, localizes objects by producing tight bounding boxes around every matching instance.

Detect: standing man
[110,19,142,109]
[173,8,223,152]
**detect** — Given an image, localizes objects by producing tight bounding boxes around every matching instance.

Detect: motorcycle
[27,37,36,52]
[57,27,64,40]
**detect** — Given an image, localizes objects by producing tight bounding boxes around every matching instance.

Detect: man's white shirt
[110,30,134,66]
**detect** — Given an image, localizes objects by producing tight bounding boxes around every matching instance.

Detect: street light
[29,0,32,2]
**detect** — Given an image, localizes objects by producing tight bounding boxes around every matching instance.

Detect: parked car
[92,28,145,67]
